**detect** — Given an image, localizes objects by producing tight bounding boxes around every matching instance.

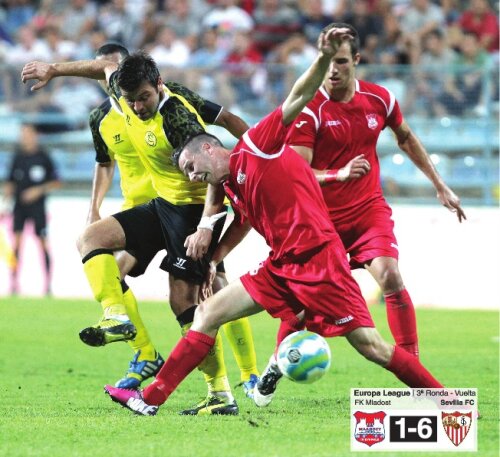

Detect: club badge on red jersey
[366,114,378,130]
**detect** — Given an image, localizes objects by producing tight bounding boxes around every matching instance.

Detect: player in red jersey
[252,22,466,407]
[103,27,445,416]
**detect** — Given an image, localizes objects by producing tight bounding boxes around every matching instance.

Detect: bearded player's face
[121,80,162,121]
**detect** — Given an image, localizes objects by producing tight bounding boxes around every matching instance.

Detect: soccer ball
[276,330,331,384]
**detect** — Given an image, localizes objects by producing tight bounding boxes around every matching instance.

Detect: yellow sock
[122,287,156,361]
[181,323,231,393]
[83,253,126,315]
[223,317,259,382]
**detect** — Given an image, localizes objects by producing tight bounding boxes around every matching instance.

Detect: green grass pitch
[0,297,498,457]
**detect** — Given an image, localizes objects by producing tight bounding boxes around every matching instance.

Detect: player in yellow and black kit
[26,49,259,414]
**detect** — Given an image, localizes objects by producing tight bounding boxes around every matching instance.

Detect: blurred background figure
[1,123,60,296]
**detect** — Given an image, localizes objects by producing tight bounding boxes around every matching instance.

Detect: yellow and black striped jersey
[89,97,156,210]
[108,75,223,205]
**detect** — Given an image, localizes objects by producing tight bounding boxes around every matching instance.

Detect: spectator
[186,28,231,104]
[97,0,140,49]
[148,25,191,75]
[455,0,499,53]
[252,0,302,56]
[224,30,264,110]
[160,0,200,50]
[341,0,383,64]
[435,32,491,116]
[298,0,334,45]
[56,0,97,42]
[407,29,458,115]
[2,123,61,296]
[2,25,51,106]
[202,0,254,51]
[1,0,36,40]
[399,0,445,63]
[42,25,78,61]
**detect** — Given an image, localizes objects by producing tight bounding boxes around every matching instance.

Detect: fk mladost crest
[145,131,157,147]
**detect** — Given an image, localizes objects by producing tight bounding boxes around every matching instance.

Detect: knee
[192,300,219,333]
[378,267,404,294]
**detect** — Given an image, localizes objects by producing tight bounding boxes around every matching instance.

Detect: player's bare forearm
[211,219,252,265]
[395,122,466,222]
[282,28,352,125]
[202,183,226,217]
[21,59,117,90]
[396,124,444,188]
[216,109,249,139]
[87,162,114,224]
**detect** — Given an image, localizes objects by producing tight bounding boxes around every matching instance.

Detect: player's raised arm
[21,59,118,91]
[281,27,352,125]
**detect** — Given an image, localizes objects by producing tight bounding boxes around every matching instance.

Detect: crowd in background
[0,0,498,126]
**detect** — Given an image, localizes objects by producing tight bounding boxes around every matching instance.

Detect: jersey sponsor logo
[173,257,187,270]
[237,169,246,184]
[145,131,157,147]
[325,120,342,127]
[366,114,378,130]
[295,120,308,128]
[113,134,124,144]
[335,315,354,325]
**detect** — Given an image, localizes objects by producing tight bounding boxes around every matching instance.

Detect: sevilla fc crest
[353,411,386,447]
[366,114,378,130]
[442,412,472,447]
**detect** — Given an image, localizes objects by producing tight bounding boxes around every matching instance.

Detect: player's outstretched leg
[114,281,164,388]
[79,250,136,346]
[176,305,238,416]
[213,273,259,399]
[254,317,304,407]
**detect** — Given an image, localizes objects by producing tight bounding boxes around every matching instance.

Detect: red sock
[385,289,419,357]
[143,330,215,406]
[274,317,305,357]
[386,345,443,388]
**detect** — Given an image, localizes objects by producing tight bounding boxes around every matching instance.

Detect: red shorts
[332,199,399,269]
[240,240,374,337]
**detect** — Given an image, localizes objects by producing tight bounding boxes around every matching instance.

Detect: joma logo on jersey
[145,131,157,147]
[126,114,131,125]
[113,134,123,144]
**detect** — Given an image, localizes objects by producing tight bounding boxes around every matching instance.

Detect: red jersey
[286,80,403,218]
[223,107,336,264]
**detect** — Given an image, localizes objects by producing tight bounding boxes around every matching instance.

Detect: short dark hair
[322,22,360,57]
[96,43,129,59]
[116,51,160,92]
[172,132,223,169]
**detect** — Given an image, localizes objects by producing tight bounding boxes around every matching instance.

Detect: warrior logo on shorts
[442,412,472,447]
[353,411,386,447]
[366,114,378,130]
[145,131,157,147]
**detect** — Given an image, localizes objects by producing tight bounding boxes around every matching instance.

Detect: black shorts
[112,197,226,283]
[13,203,47,237]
